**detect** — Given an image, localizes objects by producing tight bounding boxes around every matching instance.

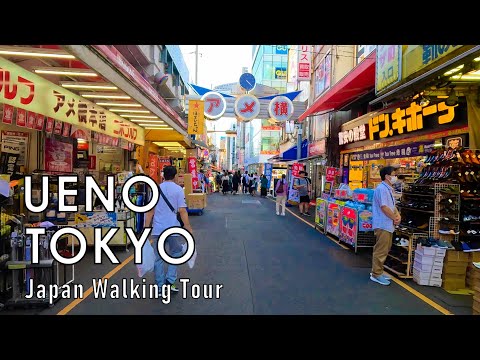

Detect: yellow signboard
[402,45,463,80]
[0,57,144,145]
[188,100,204,135]
[369,101,456,140]
[375,45,402,94]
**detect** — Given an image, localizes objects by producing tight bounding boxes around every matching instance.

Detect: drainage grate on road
[241,200,261,204]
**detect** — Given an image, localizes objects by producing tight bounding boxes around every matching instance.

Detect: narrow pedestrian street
[3,192,472,315]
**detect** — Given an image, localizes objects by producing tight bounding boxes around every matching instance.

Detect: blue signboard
[264,163,273,188]
[275,67,287,79]
[275,45,288,55]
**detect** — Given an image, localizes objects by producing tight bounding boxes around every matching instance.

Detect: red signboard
[326,167,338,182]
[291,163,304,177]
[148,153,159,182]
[88,155,96,170]
[2,104,14,124]
[187,156,198,189]
[92,45,187,129]
[35,113,45,131]
[27,111,36,129]
[45,117,54,133]
[62,122,71,137]
[53,119,63,135]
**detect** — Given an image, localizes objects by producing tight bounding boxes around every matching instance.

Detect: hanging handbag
[159,187,185,227]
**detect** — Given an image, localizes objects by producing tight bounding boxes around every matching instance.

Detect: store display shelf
[383,265,411,279]
[401,192,435,198]
[387,253,408,264]
[397,206,434,214]
[461,197,480,201]
[393,243,409,250]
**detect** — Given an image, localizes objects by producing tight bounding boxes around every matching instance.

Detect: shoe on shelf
[451,241,463,251]
[370,274,391,286]
[417,223,429,229]
[399,239,410,247]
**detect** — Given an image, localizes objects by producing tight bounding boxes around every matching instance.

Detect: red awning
[298,50,376,122]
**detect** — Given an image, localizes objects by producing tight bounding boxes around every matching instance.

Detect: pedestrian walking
[146,165,193,293]
[215,173,222,192]
[232,171,240,195]
[242,171,250,194]
[275,174,287,216]
[260,174,268,197]
[293,171,311,216]
[221,171,229,195]
[370,166,401,286]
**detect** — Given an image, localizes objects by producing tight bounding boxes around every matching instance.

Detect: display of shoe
[417,223,429,229]
[451,241,463,251]
[399,239,410,247]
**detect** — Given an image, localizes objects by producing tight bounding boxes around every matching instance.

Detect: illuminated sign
[369,101,457,140]
[275,46,288,55]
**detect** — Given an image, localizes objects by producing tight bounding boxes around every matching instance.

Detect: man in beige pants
[370,166,401,286]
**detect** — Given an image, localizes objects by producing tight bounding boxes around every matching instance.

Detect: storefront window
[263,63,274,80]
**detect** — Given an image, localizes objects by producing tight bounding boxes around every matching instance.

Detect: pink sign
[291,163,304,177]
[308,139,326,157]
[45,138,73,173]
[27,111,36,129]
[326,167,337,182]
[15,108,26,127]
[298,45,312,81]
[2,104,14,124]
[45,117,55,133]
[187,156,198,189]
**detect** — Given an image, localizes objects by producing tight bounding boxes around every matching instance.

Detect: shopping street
[0,192,473,315]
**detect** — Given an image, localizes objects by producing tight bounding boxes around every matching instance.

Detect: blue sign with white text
[264,163,273,188]
[275,45,288,54]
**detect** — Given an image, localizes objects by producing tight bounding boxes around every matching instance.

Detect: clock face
[239,73,256,91]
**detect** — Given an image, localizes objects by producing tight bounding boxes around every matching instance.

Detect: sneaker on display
[399,239,410,247]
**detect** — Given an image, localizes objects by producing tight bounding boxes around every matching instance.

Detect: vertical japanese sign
[2,104,14,124]
[148,153,159,182]
[45,117,55,133]
[314,52,332,97]
[375,45,402,94]
[287,45,298,83]
[188,100,204,135]
[187,157,198,189]
[298,45,312,81]
[15,108,26,127]
[264,163,272,188]
[88,155,96,170]
[44,138,73,173]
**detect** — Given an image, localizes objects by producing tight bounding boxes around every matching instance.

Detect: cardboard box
[444,250,470,262]
[442,273,466,281]
[413,268,442,281]
[413,261,443,274]
[183,174,193,195]
[414,251,444,266]
[469,252,480,262]
[443,262,468,275]
[473,299,480,313]
[413,275,442,287]
[186,193,206,209]
[442,278,466,291]
[416,244,446,258]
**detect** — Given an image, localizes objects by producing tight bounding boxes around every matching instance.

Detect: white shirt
[152,181,187,236]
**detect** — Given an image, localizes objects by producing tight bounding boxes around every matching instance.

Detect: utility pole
[296,123,302,161]
[195,45,199,84]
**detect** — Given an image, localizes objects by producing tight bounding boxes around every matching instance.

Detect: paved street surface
[1,192,474,315]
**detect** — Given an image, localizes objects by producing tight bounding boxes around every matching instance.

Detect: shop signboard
[287,45,298,83]
[268,95,294,122]
[201,91,226,120]
[1,131,28,167]
[88,155,96,170]
[298,45,312,81]
[402,45,462,80]
[158,157,171,173]
[45,117,54,133]
[148,153,159,182]
[235,94,261,121]
[0,57,144,145]
[326,202,341,237]
[358,208,373,232]
[315,198,327,230]
[275,45,288,55]
[44,137,73,173]
[15,108,26,127]
[349,141,435,161]
[339,206,357,246]
[339,124,368,145]
[308,139,325,157]
[75,212,117,228]
[369,101,466,141]
[275,67,287,80]
[375,45,402,94]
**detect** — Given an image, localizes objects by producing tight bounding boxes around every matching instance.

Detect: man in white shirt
[146,166,193,292]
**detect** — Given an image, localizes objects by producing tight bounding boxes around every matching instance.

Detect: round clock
[239,73,256,92]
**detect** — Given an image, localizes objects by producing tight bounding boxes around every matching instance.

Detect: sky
[180,45,253,136]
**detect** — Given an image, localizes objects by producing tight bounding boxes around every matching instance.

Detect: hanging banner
[44,137,73,173]
[15,108,26,127]
[187,157,198,189]
[264,162,273,188]
[188,100,205,135]
[45,117,54,133]
[70,125,91,141]
[62,122,71,137]
[34,113,45,131]
[339,206,358,246]
[2,104,14,124]
[26,111,36,129]
[291,163,303,177]
[148,153,159,182]
[0,57,144,145]
[297,45,312,81]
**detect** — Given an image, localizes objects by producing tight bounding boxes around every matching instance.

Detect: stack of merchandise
[442,250,470,291]
[413,244,446,287]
